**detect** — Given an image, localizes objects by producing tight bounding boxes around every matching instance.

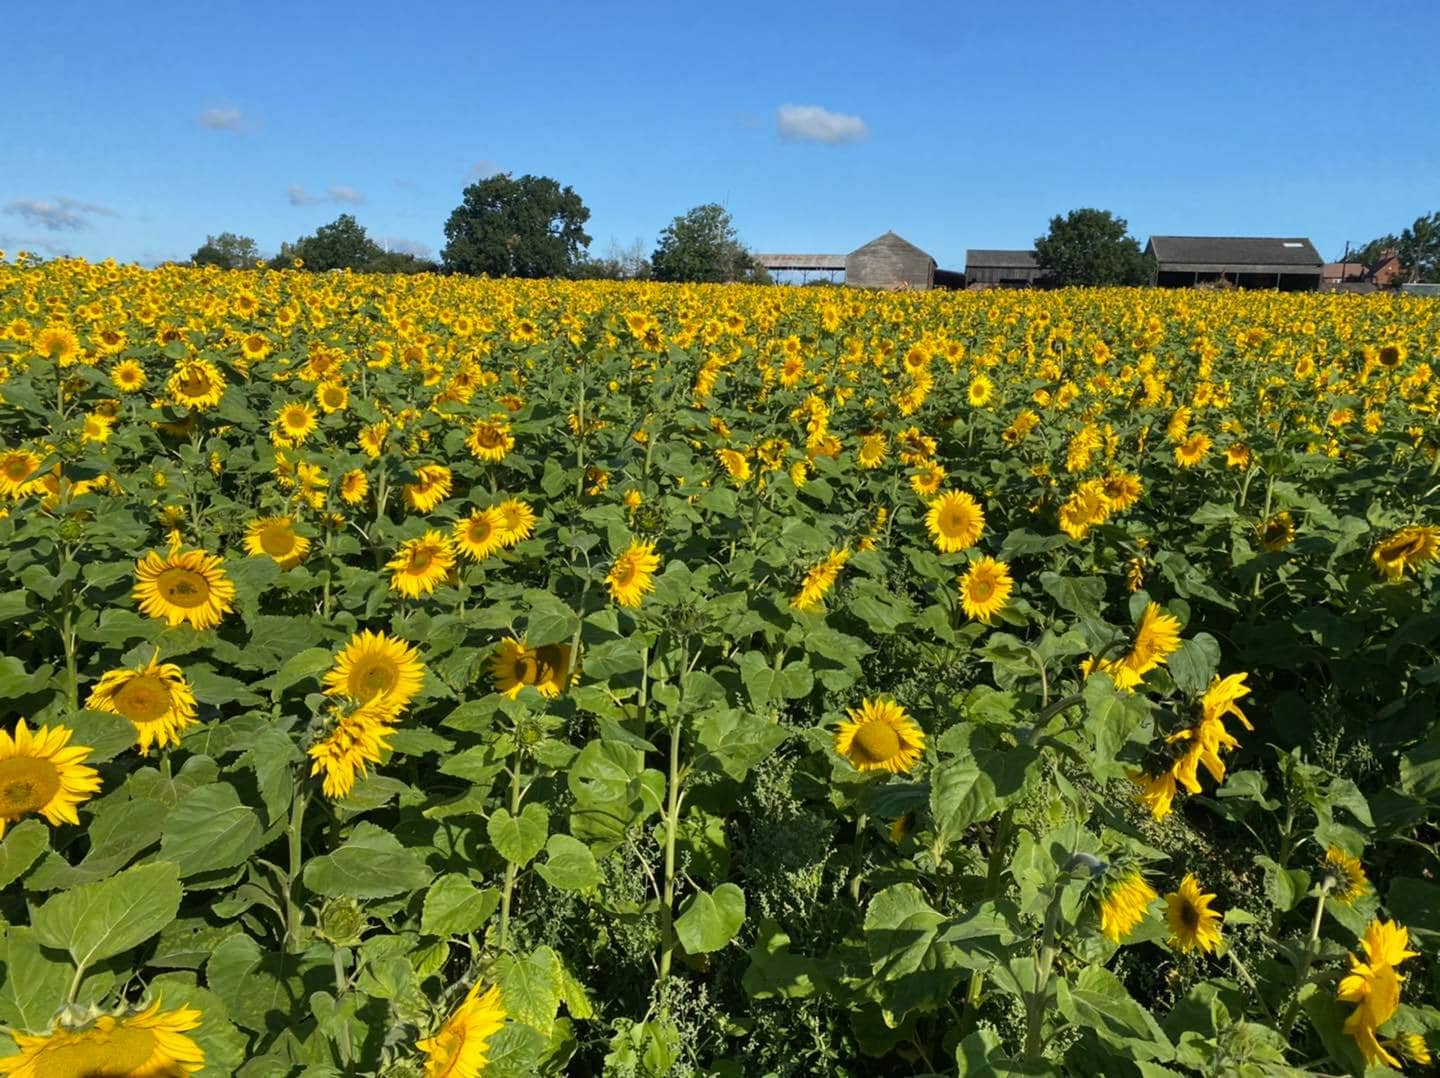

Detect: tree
[650,204,767,283]
[1397,212,1440,283]
[1344,235,1399,267]
[1034,208,1152,287]
[441,174,591,278]
[277,214,384,272]
[191,232,260,270]
[574,237,651,280]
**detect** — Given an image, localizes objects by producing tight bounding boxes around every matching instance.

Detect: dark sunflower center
[157,568,211,608]
[1179,902,1200,929]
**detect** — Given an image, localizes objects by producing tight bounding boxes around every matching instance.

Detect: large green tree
[278,214,384,272]
[191,232,260,270]
[441,174,591,278]
[1397,211,1440,283]
[1034,208,1152,287]
[650,203,767,284]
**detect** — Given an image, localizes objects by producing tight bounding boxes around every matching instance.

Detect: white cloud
[466,159,502,180]
[199,105,246,131]
[326,184,366,205]
[287,185,320,207]
[4,197,119,231]
[776,104,869,146]
[377,237,434,259]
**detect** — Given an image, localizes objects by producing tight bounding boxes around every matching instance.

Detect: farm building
[844,232,936,290]
[1146,236,1323,291]
[964,250,1045,288]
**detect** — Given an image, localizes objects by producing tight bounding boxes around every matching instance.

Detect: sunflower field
[0,256,1437,1077]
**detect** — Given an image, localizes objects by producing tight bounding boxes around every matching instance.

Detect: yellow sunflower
[959,556,1013,623]
[315,381,349,414]
[856,433,887,470]
[834,698,925,774]
[111,359,147,393]
[0,719,102,839]
[324,630,426,713]
[491,638,575,698]
[1100,471,1142,512]
[133,547,236,630]
[1324,846,1371,906]
[308,695,396,799]
[926,491,985,553]
[86,656,198,754]
[33,325,81,365]
[606,540,661,608]
[339,469,369,505]
[1128,768,1179,820]
[717,447,752,483]
[387,532,456,598]
[495,498,536,546]
[1097,870,1158,943]
[272,402,318,447]
[466,417,514,463]
[1337,918,1419,1068]
[0,998,205,1077]
[417,982,506,1078]
[1164,873,1222,954]
[166,359,226,410]
[1173,432,1212,468]
[243,516,311,570]
[455,508,505,561]
[1371,524,1440,581]
[403,465,453,514]
[0,449,42,499]
[1258,511,1296,552]
[909,462,945,497]
[792,548,850,612]
[1119,602,1182,681]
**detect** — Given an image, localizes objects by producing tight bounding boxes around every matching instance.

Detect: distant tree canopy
[650,204,769,284]
[573,238,652,281]
[1346,236,1399,267]
[191,232,260,270]
[1034,208,1153,287]
[441,174,592,278]
[276,215,435,274]
[1353,212,1440,283]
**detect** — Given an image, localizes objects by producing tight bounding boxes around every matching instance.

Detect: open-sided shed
[964,250,1044,288]
[1147,236,1323,291]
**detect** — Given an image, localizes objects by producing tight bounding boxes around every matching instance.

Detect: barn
[844,232,936,290]
[1146,236,1323,291]
[964,250,1045,288]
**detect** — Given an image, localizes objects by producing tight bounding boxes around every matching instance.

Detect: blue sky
[4,2,1437,268]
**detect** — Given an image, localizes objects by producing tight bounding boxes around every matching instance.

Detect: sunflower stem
[573,367,587,498]
[1023,883,1067,1060]
[498,749,524,952]
[964,807,1016,1014]
[657,714,683,989]
[65,960,87,1005]
[1277,884,1329,1036]
[284,787,311,952]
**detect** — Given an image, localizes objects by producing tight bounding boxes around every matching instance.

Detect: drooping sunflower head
[1258,510,1296,552]
[1323,846,1371,906]
[925,490,985,554]
[0,998,206,1076]
[606,540,661,608]
[834,698,925,774]
[1164,873,1222,954]
[0,719,102,838]
[792,548,850,612]
[133,547,236,631]
[308,695,396,800]
[417,982,506,1078]
[1371,524,1440,582]
[466,417,514,463]
[323,630,425,714]
[1096,869,1158,943]
[244,516,311,570]
[1122,602,1182,677]
[1127,767,1178,820]
[86,656,198,755]
[959,556,1013,624]
[402,465,453,514]
[386,532,456,599]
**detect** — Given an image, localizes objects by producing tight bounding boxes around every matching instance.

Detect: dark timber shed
[845,232,935,290]
[965,250,1045,288]
[1146,236,1323,291]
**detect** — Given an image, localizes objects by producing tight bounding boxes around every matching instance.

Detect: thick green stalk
[1278,887,1329,1035]
[497,750,525,951]
[284,788,311,952]
[1023,885,1067,1060]
[657,716,683,984]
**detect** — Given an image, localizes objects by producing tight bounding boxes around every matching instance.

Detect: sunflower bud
[316,897,369,948]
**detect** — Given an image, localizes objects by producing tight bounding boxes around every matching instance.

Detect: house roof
[965,249,1038,269]
[1147,236,1322,269]
[848,231,934,263]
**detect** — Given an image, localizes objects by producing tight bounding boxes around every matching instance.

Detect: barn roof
[848,231,934,263]
[1147,236,1322,269]
[965,250,1038,269]
[752,253,846,271]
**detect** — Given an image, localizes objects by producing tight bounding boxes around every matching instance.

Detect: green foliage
[650,203,768,284]
[1034,207,1153,286]
[441,173,592,278]
[191,232,260,270]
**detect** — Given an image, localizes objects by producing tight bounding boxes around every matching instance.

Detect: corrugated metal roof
[1147,236,1322,268]
[752,253,846,270]
[965,250,1038,269]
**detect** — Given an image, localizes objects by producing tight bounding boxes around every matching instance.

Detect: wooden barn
[1146,236,1323,291]
[844,232,935,290]
[964,250,1045,288]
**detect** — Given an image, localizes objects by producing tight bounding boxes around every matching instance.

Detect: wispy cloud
[289,184,367,207]
[776,104,869,146]
[327,184,366,205]
[466,160,502,180]
[0,234,75,257]
[4,197,119,232]
[377,237,434,259]
[287,185,320,207]
[198,105,247,131]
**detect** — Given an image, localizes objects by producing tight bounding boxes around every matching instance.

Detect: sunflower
[491,638,575,699]
[495,498,536,546]
[1173,432,1212,468]
[1223,443,1252,470]
[339,469,369,505]
[240,333,271,361]
[82,412,114,445]
[959,556,1013,623]
[86,656,198,754]
[325,630,426,713]
[308,696,396,799]
[1257,510,1296,552]
[33,325,80,365]
[1100,471,1142,512]
[272,402,318,447]
[717,447,752,483]
[1324,846,1371,906]
[244,516,311,570]
[417,982,506,1078]
[1376,342,1406,369]
[606,540,661,608]
[111,359,147,393]
[466,417,514,463]
[0,719,101,839]
[856,433,887,470]
[0,449,42,499]
[1119,602,1182,681]
[834,698,924,774]
[1128,768,1178,820]
[1097,870,1158,943]
[1058,482,1110,540]
[403,465,453,514]
[166,359,226,410]
[0,999,205,1077]
[909,462,945,497]
[1164,873,1222,954]
[967,374,994,407]
[316,381,349,414]
[359,421,389,458]
[926,491,985,553]
[455,508,505,561]
[792,548,850,612]
[387,532,456,599]
[1371,524,1440,581]
[133,547,236,630]
[1337,918,1419,1068]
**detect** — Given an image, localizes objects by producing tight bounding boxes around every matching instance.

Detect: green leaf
[864,883,971,1026]
[488,802,550,866]
[0,656,54,700]
[1056,965,1174,1061]
[31,861,182,969]
[674,883,746,954]
[695,710,788,781]
[1168,633,1220,696]
[496,945,562,1035]
[0,819,49,889]
[742,919,819,1000]
[1039,571,1105,619]
[536,834,601,892]
[421,873,500,937]
[0,927,73,1031]
[303,822,434,899]
[524,590,579,647]
[267,646,335,700]
[159,783,264,880]
[57,709,137,763]
[930,755,999,850]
